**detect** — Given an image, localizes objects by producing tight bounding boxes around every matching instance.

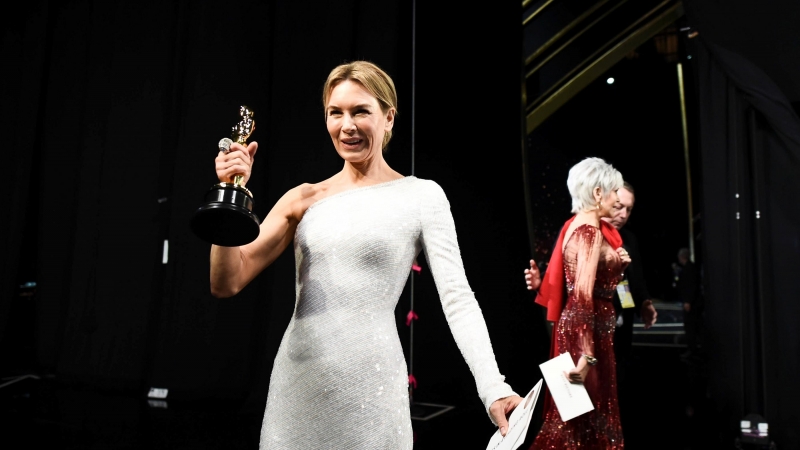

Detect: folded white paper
[485,379,543,450]
[538,352,594,422]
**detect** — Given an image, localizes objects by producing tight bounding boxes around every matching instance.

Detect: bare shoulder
[279,180,332,221]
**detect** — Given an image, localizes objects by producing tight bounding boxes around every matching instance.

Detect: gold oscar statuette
[190,105,261,247]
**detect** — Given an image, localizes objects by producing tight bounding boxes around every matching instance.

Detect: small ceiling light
[606,77,615,85]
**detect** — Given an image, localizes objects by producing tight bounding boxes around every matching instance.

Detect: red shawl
[534,215,623,416]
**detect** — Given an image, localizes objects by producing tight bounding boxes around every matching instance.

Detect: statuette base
[190,183,260,247]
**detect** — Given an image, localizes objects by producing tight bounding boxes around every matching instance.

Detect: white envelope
[539,352,594,422]
[485,379,543,450]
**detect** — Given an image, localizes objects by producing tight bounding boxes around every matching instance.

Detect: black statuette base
[190,184,260,247]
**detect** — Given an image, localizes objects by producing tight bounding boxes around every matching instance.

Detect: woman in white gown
[209,60,522,449]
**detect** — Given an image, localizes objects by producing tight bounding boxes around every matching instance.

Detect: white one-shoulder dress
[259,176,515,449]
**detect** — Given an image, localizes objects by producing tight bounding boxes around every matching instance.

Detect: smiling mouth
[342,139,363,146]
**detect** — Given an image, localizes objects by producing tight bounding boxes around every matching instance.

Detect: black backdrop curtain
[691,34,800,448]
[1,0,540,419]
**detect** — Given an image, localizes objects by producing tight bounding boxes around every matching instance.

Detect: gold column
[677,62,695,262]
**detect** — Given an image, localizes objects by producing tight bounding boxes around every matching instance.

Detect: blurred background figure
[605,182,657,372]
[603,182,657,444]
[672,247,704,362]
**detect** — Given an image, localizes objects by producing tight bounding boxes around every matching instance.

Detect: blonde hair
[322,61,398,150]
[567,157,624,213]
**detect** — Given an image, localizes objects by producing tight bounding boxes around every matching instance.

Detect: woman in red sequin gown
[531,157,630,450]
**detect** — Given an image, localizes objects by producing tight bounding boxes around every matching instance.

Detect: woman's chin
[338,149,376,163]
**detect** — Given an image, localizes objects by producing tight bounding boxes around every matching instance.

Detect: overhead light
[606,77,615,85]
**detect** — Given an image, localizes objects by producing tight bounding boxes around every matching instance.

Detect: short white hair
[566,157,624,213]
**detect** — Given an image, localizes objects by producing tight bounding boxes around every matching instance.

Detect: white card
[485,379,543,450]
[538,352,594,422]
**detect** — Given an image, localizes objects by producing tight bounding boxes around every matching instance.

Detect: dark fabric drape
[0,0,413,399]
[692,35,800,447]
[0,1,52,373]
[1,0,534,422]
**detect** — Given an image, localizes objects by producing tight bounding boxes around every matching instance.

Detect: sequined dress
[531,224,625,450]
[259,176,515,449]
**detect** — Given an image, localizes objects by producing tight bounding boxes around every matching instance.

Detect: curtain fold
[694,35,800,448]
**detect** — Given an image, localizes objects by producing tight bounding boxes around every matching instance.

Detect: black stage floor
[1,344,730,450]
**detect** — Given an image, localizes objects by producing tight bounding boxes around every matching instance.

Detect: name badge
[616,280,635,309]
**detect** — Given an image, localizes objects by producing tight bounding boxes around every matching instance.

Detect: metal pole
[408,0,417,399]
[411,0,416,179]
[747,110,768,417]
[677,62,695,262]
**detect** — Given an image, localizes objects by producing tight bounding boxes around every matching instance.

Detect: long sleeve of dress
[418,180,516,420]
[566,225,604,357]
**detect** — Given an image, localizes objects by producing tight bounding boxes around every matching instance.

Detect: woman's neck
[337,156,401,186]
[572,209,601,227]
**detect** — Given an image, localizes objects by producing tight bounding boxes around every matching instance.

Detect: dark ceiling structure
[686,0,800,104]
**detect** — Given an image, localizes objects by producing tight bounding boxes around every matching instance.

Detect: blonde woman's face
[325,80,394,164]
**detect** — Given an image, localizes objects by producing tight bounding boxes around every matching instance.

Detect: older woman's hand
[564,354,592,383]
[616,247,631,269]
[215,141,258,185]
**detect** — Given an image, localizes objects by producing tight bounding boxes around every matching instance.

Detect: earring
[596,202,600,210]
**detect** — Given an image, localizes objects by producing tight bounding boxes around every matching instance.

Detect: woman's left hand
[564,355,591,383]
[616,247,631,268]
[489,394,524,436]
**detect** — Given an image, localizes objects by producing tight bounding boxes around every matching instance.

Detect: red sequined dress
[531,224,625,449]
